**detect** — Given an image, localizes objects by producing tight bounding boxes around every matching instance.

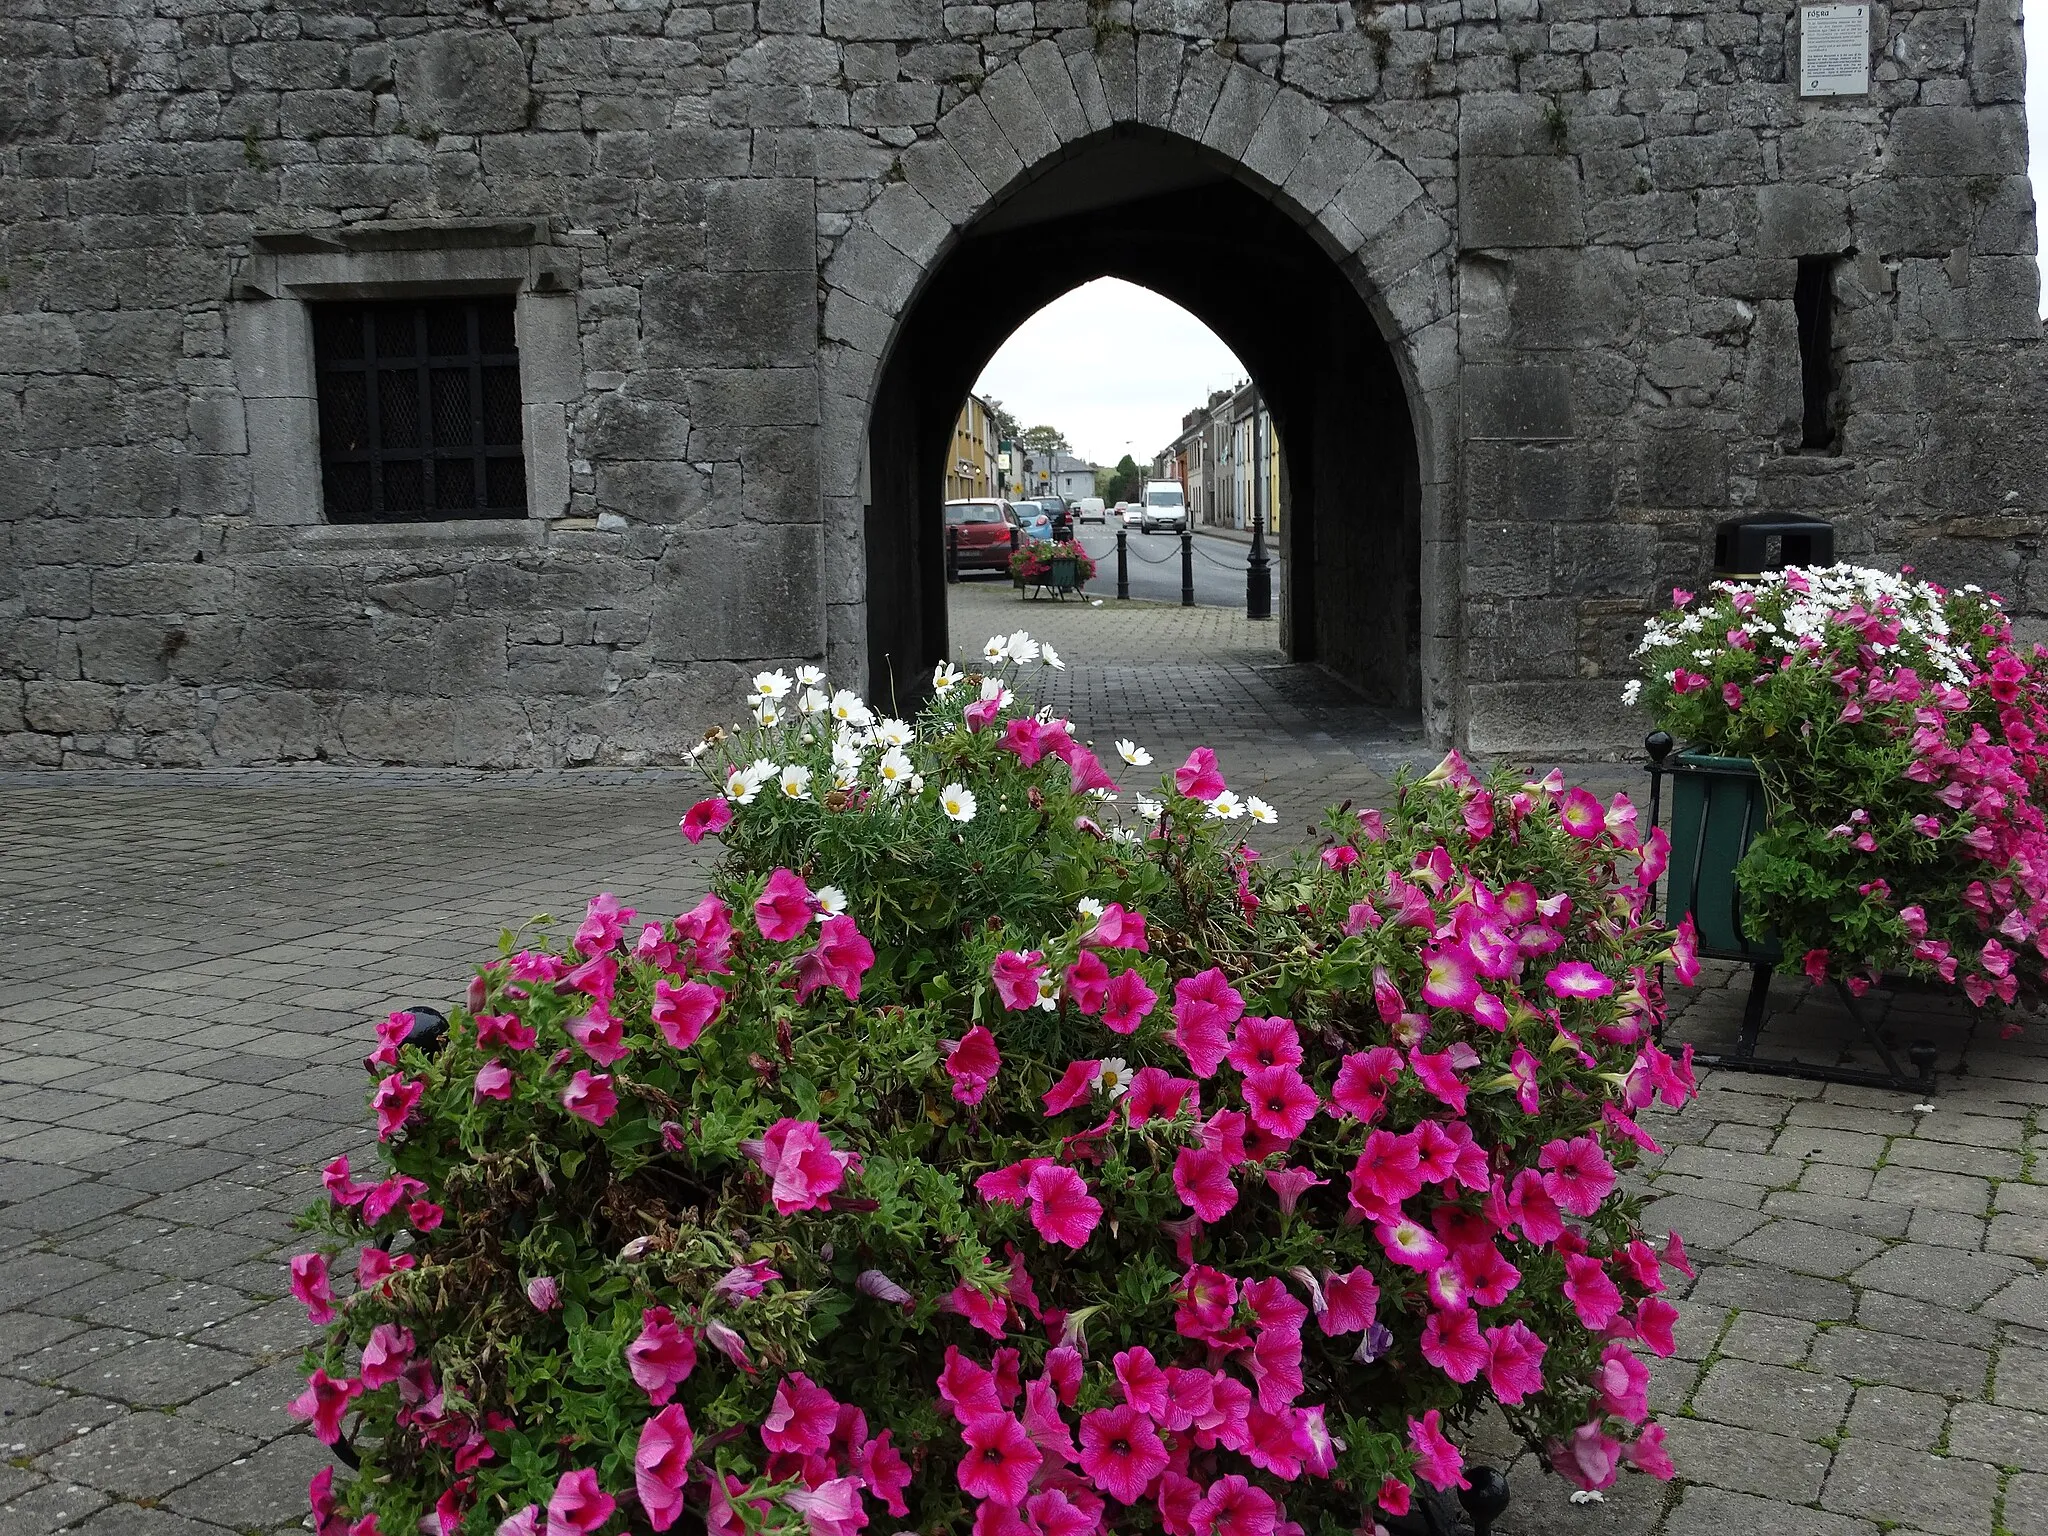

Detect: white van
[1075,497,1107,523]
[1139,480,1188,533]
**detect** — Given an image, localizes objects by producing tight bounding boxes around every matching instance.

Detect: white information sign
[1799,2,1870,96]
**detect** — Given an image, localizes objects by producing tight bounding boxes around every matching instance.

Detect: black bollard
[1179,528,1194,607]
[1246,508,1272,620]
[1116,527,1129,600]
[946,525,960,584]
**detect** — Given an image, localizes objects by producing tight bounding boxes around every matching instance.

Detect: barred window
[312,298,527,523]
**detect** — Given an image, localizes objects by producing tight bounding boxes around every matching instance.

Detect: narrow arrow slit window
[1794,257,1838,452]
[312,298,527,523]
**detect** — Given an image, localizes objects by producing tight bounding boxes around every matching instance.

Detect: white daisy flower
[752,670,793,701]
[910,772,925,793]
[1116,739,1152,767]
[1111,827,1141,845]
[933,661,964,693]
[877,747,914,791]
[750,698,780,728]
[832,739,863,770]
[1077,897,1105,919]
[939,783,977,823]
[779,764,812,800]
[979,678,1012,705]
[1040,643,1064,670]
[1034,972,1059,1011]
[833,763,860,790]
[1246,796,1278,825]
[983,635,1009,664]
[874,718,915,747]
[1134,794,1164,822]
[813,885,847,919]
[796,687,829,717]
[830,690,873,729]
[1006,631,1040,665]
[1096,1057,1132,1097]
[1207,790,1244,820]
[795,665,825,688]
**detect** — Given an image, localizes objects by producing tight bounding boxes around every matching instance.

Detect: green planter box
[1662,750,1782,964]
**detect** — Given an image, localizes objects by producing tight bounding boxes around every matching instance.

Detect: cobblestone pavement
[2,602,2043,1536]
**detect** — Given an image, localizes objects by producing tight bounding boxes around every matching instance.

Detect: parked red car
[944,499,1019,576]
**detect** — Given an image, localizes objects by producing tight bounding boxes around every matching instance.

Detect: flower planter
[1649,745,1934,1093]
[1659,751,1780,965]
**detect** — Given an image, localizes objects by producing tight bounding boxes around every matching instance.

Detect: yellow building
[946,394,1004,502]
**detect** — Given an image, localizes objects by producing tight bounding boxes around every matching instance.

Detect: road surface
[951,525,1286,610]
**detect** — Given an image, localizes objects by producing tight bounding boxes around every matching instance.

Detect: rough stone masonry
[0,0,2042,767]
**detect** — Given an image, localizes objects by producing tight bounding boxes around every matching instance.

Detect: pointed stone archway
[817,43,1458,740]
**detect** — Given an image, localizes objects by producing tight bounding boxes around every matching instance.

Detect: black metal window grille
[312,298,527,523]
[1794,256,1837,452]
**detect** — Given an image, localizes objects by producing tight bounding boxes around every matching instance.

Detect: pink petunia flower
[1064,951,1111,1014]
[679,797,732,844]
[635,1404,694,1532]
[1173,1147,1238,1222]
[290,1253,334,1324]
[1318,1266,1379,1335]
[1026,1164,1103,1249]
[856,1429,913,1516]
[1539,1136,1617,1216]
[1484,1320,1547,1404]
[1377,1216,1450,1272]
[475,1013,537,1051]
[574,893,636,958]
[561,1071,618,1126]
[1189,1474,1276,1536]
[1113,1346,1170,1418]
[675,893,735,974]
[1406,1409,1468,1491]
[372,1074,424,1140]
[358,1323,415,1390]
[992,951,1048,1012]
[474,1061,514,1101]
[1125,1066,1195,1125]
[652,979,724,1050]
[1544,960,1615,1000]
[1043,1059,1101,1116]
[1349,1129,1425,1210]
[743,1118,859,1214]
[754,869,813,943]
[783,1478,866,1536]
[1228,1015,1302,1072]
[1407,1048,1467,1114]
[975,1157,1054,1208]
[563,954,618,1004]
[1101,968,1158,1033]
[1086,904,1150,951]
[1419,943,1482,1012]
[1626,1422,1674,1480]
[958,1413,1042,1507]
[1549,1421,1623,1492]
[1563,1253,1624,1330]
[1507,1168,1566,1245]
[1173,1266,1238,1342]
[1263,1165,1326,1217]
[946,1026,1003,1105]
[547,1469,615,1536]
[526,1276,560,1310]
[1077,1403,1169,1504]
[1419,1306,1487,1384]
[1593,1341,1650,1422]
[288,1369,362,1444]
[1557,786,1606,840]
[761,1371,839,1455]
[1240,1065,1318,1141]
[793,914,876,1004]
[1175,748,1227,801]
[1173,969,1245,1077]
[627,1307,698,1405]
[1329,1046,1402,1123]
[568,1007,629,1067]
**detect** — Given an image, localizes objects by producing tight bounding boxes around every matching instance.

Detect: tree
[1098,454,1143,504]
[1019,424,1071,457]
[981,397,1023,447]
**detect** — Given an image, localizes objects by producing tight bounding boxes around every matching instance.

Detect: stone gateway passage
[0,0,2040,767]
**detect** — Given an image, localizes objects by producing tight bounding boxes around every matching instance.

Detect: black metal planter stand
[1646,733,1937,1094]
[1383,1467,1510,1536]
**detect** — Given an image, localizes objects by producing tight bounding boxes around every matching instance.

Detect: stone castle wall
[0,0,2041,765]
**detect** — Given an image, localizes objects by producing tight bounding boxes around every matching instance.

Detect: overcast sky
[979,37,2048,460]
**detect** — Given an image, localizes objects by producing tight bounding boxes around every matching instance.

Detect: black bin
[1712,514,1834,578]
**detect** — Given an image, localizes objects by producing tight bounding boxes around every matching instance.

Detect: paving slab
[1819,1440,2000,1536]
